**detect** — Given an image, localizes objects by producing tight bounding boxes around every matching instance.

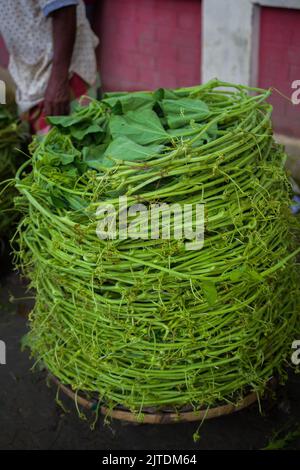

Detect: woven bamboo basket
[49,374,262,424]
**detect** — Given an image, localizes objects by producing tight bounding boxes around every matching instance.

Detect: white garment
[0,0,99,113]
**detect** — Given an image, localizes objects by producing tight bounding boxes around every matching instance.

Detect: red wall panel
[98,0,202,92]
[258,7,300,137]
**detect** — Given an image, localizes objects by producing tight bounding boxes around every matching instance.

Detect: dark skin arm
[44,6,76,116]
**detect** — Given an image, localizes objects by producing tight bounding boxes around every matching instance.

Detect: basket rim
[49,373,259,424]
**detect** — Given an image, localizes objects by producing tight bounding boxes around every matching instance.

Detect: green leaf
[103,92,154,113]
[82,137,162,170]
[102,136,163,167]
[230,266,263,283]
[63,167,78,178]
[82,144,108,171]
[37,150,77,167]
[160,98,210,129]
[154,88,193,101]
[154,88,180,101]
[60,153,76,165]
[230,266,246,282]
[202,281,218,306]
[47,114,89,128]
[70,123,103,141]
[109,109,169,145]
[50,195,67,209]
[103,91,129,99]
[67,194,88,211]
[38,128,81,167]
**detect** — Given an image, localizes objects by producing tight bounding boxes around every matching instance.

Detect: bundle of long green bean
[15,80,300,414]
[0,105,27,237]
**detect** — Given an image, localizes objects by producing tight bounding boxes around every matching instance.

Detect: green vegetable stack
[0,105,27,239]
[15,80,300,416]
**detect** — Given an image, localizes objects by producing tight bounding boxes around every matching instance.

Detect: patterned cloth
[0,0,99,113]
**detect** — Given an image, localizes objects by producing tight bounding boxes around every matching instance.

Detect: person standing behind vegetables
[0,0,99,134]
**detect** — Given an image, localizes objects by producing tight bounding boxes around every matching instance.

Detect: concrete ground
[276,134,300,181]
[0,266,299,450]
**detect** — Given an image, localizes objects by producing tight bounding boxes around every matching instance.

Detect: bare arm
[44,6,76,116]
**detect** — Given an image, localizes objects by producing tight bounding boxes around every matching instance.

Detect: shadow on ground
[0,270,299,450]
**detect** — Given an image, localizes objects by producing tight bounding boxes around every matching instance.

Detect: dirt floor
[0,266,300,451]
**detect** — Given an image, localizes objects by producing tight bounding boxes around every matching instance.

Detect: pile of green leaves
[15,80,300,416]
[0,105,28,238]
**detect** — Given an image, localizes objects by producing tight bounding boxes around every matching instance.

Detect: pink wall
[97,0,202,91]
[258,7,300,138]
[2,2,298,138]
[1,0,202,91]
